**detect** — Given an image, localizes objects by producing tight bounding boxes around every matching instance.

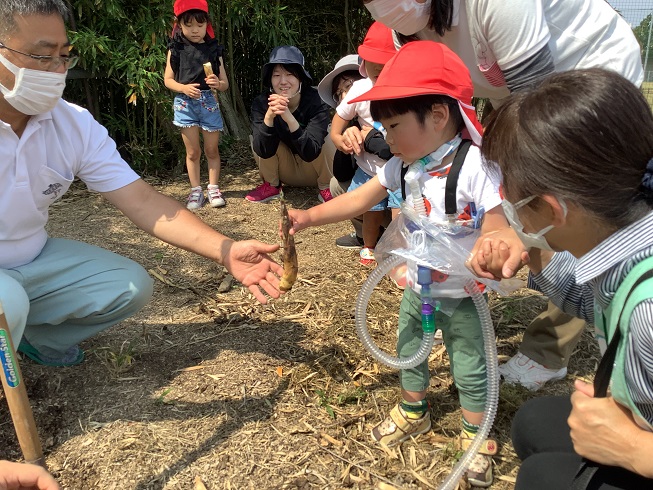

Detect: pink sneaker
[245,182,281,203]
[318,188,333,202]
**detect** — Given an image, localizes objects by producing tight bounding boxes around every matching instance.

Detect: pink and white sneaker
[207,185,226,207]
[186,187,205,210]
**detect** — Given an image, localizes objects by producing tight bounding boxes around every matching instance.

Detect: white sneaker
[498,352,567,391]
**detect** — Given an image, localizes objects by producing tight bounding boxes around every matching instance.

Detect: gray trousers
[1,238,153,357]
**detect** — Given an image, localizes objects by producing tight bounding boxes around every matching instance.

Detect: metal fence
[607,0,653,103]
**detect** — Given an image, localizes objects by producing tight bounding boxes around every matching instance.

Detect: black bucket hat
[261,45,313,86]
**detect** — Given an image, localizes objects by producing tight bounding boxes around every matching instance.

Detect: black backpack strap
[571,268,653,490]
[444,139,472,216]
[400,139,472,207]
[400,164,409,202]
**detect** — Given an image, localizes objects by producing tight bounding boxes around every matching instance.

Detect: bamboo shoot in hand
[279,197,298,291]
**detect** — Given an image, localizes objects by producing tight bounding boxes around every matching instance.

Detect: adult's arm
[502,46,555,93]
[251,95,281,159]
[529,251,595,323]
[471,0,555,93]
[101,179,283,304]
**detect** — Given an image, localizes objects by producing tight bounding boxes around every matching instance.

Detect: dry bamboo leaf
[377,443,398,459]
[118,438,137,450]
[498,475,517,483]
[409,469,436,489]
[297,277,317,286]
[297,372,318,383]
[279,313,306,320]
[409,446,417,467]
[206,374,225,381]
[175,365,204,372]
[148,269,173,286]
[377,483,400,490]
[319,432,342,447]
[349,474,365,483]
[458,479,472,490]
[193,476,208,490]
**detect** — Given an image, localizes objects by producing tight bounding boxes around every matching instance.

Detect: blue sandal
[18,341,84,367]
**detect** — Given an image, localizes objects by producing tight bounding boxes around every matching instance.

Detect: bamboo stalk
[202,62,219,101]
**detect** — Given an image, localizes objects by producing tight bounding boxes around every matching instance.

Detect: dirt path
[0,146,599,489]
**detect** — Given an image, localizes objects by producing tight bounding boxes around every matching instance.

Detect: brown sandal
[371,404,431,446]
[459,431,498,488]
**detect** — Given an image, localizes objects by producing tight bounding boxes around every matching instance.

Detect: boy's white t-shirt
[336,78,387,176]
[377,144,502,298]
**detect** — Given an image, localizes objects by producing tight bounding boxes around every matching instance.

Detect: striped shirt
[531,210,653,426]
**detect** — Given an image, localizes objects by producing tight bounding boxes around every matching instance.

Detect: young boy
[330,22,399,265]
[287,41,508,487]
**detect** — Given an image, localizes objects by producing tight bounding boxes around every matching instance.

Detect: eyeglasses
[0,41,79,70]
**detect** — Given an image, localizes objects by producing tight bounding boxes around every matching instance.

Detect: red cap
[349,41,483,145]
[357,22,396,76]
[173,0,215,38]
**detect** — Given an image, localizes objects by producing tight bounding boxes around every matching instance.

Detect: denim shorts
[173,90,224,132]
[347,166,402,211]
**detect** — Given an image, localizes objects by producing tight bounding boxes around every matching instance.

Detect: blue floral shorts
[173,90,224,132]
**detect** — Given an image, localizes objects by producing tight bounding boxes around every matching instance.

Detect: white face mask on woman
[366,0,431,36]
[501,196,567,251]
[0,52,66,115]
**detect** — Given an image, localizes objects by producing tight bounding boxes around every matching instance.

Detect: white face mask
[501,196,567,251]
[0,52,66,115]
[366,0,431,36]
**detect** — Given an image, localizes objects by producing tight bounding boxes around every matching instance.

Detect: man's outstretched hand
[221,240,284,304]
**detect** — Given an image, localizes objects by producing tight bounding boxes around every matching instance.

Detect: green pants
[398,288,487,413]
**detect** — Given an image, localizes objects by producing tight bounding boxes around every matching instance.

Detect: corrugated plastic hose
[355,254,499,490]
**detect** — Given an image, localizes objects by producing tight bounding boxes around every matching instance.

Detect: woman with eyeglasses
[316,55,369,249]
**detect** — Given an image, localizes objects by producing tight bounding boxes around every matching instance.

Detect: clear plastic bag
[376,203,523,297]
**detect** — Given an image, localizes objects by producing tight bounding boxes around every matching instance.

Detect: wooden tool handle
[0,302,45,467]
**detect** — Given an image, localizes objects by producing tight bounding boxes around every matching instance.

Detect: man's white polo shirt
[0,99,140,269]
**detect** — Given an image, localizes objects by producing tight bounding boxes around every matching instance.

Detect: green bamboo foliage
[64,0,372,172]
